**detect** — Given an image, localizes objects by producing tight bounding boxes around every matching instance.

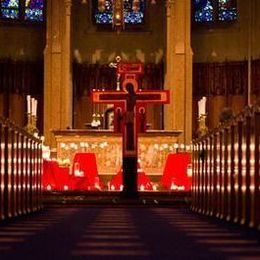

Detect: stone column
[164,0,193,145]
[44,0,72,147]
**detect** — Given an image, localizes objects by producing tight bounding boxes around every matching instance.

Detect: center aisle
[0,207,259,259]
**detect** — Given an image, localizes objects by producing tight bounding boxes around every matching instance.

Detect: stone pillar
[164,0,193,145]
[44,0,72,147]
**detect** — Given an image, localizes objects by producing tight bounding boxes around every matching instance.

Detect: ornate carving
[65,0,72,16]
[54,131,180,176]
[166,0,175,17]
[166,0,175,8]
[197,114,208,137]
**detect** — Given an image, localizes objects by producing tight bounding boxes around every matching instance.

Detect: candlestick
[92,91,96,117]
[197,114,208,137]
[34,99,38,117]
[198,96,207,116]
[31,115,39,136]
[116,74,120,91]
[25,96,39,135]
[27,95,31,114]
[32,98,34,115]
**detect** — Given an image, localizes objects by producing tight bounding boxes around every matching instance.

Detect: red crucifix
[92,63,170,197]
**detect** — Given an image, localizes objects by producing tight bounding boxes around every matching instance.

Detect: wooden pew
[191,106,260,229]
[0,117,42,221]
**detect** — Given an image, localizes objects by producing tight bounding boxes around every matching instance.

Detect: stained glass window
[194,0,214,23]
[1,0,19,19]
[95,0,113,24]
[94,0,145,25]
[124,0,145,24]
[0,0,44,22]
[193,0,237,23]
[218,0,237,21]
[25,0,44,22]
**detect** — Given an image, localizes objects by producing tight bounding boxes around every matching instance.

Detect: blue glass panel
[94,0,112,24]
[1,8,19,18]
[95,12,112,24]
[25,8,43,21]
[94,0,145,25]
[25,0,43,8]
[124,0,145,24]
[25,0,44,21]
[218,0,237,21]
[193,0,208,10]
[194,0,214,22]
[124,11,144,24]
[1,0,19,19]
[1,0,19,8]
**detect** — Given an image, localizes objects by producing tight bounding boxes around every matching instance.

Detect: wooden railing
[191,106,260,229]
[0,117,42,221]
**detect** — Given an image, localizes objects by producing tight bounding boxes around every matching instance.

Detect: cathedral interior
[0,0,259,259]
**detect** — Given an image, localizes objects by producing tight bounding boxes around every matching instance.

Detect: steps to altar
[42,191,191,207]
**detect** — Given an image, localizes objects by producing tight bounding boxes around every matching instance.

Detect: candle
[31,98,35,116]
[35,99,38,117]
[31,98,37,116]
[27,95,31,113]
[31,98,33,115]
[198,96,206,116]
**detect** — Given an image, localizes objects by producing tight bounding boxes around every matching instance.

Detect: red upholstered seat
[42,160,70,191]
[71,153,103,190]
[42,153,104,191]
[160,152,192,191]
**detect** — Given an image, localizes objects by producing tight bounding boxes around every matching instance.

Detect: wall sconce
[113,0,125,31]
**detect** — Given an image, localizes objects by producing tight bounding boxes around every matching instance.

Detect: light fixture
[113,0,125,32]
[96,0,156,32]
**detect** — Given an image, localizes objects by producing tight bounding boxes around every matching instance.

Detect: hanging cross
[92,63,170,197]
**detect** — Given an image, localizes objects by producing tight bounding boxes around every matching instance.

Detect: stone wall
[0,24,45,60]
[71,0,166,64]
[192,0,260,62]
[0,0,258,64]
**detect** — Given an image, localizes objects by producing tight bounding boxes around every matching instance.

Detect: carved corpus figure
[92,63,169,197]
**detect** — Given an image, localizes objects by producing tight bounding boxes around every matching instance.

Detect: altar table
[53,129,182,176]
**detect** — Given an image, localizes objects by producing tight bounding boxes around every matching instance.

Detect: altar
[53,129,182,177]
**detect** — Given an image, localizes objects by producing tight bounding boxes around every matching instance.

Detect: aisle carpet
[0,206,259,259]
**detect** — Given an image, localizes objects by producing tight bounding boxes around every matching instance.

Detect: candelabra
[26,95,39,136]
[197,114,208,137]
[91,113,102,128]
[113,0,125,32]
[25,113,39,136]
[97,0,157,32]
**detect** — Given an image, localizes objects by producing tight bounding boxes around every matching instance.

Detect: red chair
[160,152,192,191]
[42,160,70,191]
[71,153,103,190]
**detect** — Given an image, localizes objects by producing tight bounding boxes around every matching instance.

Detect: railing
[0,117,42,221]
[191,106,260,229]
